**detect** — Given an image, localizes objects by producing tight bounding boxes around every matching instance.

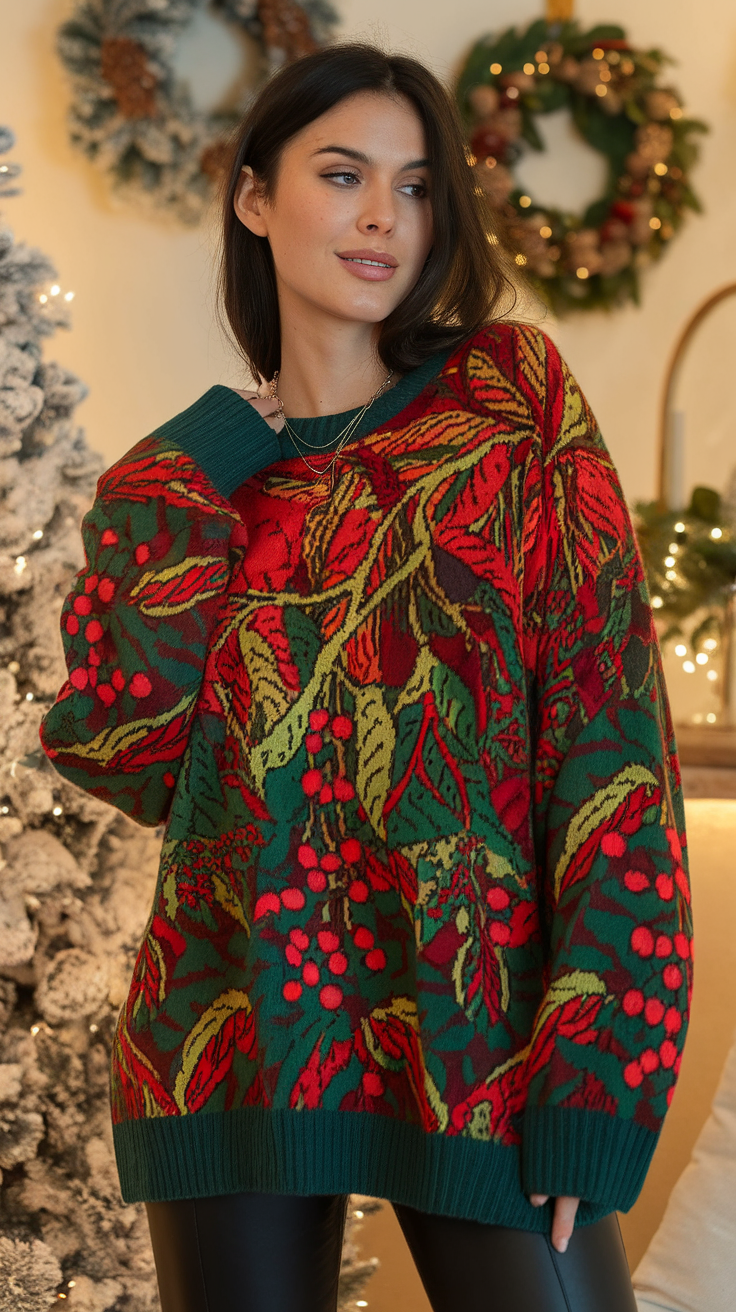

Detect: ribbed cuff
[152,385,281,499]
[522,1106,659,1211]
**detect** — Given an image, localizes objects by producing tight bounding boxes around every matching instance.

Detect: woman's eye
[400,182,428,198]
[322,171,360,185]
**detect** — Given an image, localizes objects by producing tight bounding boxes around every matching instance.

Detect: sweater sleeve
[520,338,692,1211]
[39,435,247,828]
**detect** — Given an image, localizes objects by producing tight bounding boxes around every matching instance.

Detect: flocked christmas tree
[0,127,380,1312]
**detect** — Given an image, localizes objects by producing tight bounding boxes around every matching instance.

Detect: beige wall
[2,0,736,503]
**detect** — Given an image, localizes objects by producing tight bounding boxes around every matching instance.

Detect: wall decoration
[457,17,707,314]
[57,0,338,225]
[0,126,379,1309]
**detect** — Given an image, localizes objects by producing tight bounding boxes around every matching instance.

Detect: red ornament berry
[283,980,302,1002]
[655,934,673,958]
[307,869,327,892]
[675,866,690,902]
[88,667,97,686]
[97,684,116,706]
[348,880,368,903]
[664,1006,682,1035]
[290,928,310,950]
[69,667,88,690]
[281,887,305,911]
[309,709,329,731]
[129,672,152,698]
[333,777,355,801]
[655,874,674,901]
[305,733,323,754]
[65,614,79,635]
[674,932,690,959]
[340,838,361,864]
[328,951,348,975]
[362,1071,384,1096]
[285,944,303,967]
[111,668,126,691]
[100,528,118,546]
[624,871,650,892]
[84,574,98,593]
[254,892,281,919]
[631,926,654,957]
[301,769,322,797]
[298,844,318,869]
[623,989,644,1017]
[88,648,101,667]
[353,926,374,950]
[331,715,353,740]
[317,930,340,953]
[302,961,320,986]
[644,998,665,1026]
[97,578,115,603]
[663,963,683,991]
[134,542,150,564]
[320,852,341,872]
[490,921,511,945]
[624,1060,644,1089]
[640,1048,660,1074]
[319,984,343,1010]
[163,771,176,788]
[73,595,92,615]
[601,833,626,858]
[486,887,510,911]
[365,948,386,971]
[660,1039,678,1069]
[319,784,333,804]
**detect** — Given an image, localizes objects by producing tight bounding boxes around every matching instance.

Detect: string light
[665,569,676,581]
[668,542,679,553]
[52,805,63,816]
[64,291,75,301]
[707,670,718,681]
[664,556,676,567]
[540,225,552,238]
[506,87,519,99]
[595,85,608,97]
[649,217,662,229]
[674,644,687,656]
[39,294,48,304]
[32,528,43,539]
[682,660,695,673]
[576,267,589,279]
[523,62,535,75]
[704,638,718,650]
[519,195,532,207]
[538,62,550,74]
[695,653,708,665]
[706,712,717,723]
[490,62,502,74]
[535,50,547,61]
[654,163,668,176]
[710,527,723,539]
[25,692,34,701]
[592,47,605,59]
[651,596,663,608]
[674,521,685,533]
[14,555,26,574]
[0,806,8,815]
[670,106,683,119]
[354,1209,364,1218]
[50,285,60,296]
[30,1025,40,1035]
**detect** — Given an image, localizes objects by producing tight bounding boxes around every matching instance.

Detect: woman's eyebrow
[312,146,430,169]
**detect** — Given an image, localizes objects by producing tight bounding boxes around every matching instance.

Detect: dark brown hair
[218,42,515,382]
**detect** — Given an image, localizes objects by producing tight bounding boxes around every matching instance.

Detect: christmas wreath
[457,18,708,314]
[57,0,337,225]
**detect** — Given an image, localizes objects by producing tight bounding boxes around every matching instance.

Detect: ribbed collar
[149,343,454,500]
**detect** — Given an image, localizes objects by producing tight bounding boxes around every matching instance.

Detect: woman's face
[234,91,434,329]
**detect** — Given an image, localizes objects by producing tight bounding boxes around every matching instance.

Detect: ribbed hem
[113,1107,620,1229]
[522,1106,658,1211]
[151,386,281,499]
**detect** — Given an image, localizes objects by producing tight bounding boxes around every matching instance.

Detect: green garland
[457,18,707,314]
[57,0,337,226]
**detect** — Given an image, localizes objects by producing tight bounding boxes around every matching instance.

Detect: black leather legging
[146,1191,638,1312]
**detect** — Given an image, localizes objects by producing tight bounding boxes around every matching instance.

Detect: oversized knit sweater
[40,323,692,1230]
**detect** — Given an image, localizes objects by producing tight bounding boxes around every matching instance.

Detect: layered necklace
[267,368,394,490]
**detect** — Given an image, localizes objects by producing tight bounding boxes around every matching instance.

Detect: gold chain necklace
[267,369,394,488]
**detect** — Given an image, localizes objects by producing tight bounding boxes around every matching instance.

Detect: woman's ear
[233,165,269,237]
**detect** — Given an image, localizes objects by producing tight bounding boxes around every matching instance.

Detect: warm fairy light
[535,50,548,61]
[649,217,662,229]
[26,692,34,701]
[39,293,48,304]
[519,194,532,207]
[668,542,679,553]
[14,555,26,574]
[50,284,60,296]
[53,805,63,816]
[695,653,708,665]
[665,569,676,581]
[32,528,43,539]
[523,62,536,75]
[664,556,675,567]
[64,291,75,301]
[0,806,8,814]
[710,526,723,539]
[651,595,663,608]
[68,1284,76,1290]
[356,1304,368,1308]
[506,86,519,99]
[538,62,550,74]
[485,156,497,168]
[89,1023,99,1033]
[670,107,683,119]
[704,638,718,650]
[515,253,527,265]
[576,267,589,279]
[592,47,605,59]
[540,225,552,238]
[595,85,608,97]
[654,163,668,176]
[682,660,695,673]
[30,1025,40,1035]
[354,1209,364,1218]
[707,670,718,682]
[674,644,687,657]
[706,712,717,723]
[674,521,685,533]
[490,62,502,74]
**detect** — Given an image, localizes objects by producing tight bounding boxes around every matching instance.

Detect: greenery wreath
[57,0,337,225]
[456,18,708,314]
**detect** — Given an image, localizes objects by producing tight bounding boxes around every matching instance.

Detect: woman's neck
[272,293,394,418]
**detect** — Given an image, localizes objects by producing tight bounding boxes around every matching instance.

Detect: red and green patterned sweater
[40,323,692,1230]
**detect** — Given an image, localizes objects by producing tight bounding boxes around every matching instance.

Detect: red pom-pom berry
[319,984,343,1009]
[129,672,152,698]
[623,989,644,1016]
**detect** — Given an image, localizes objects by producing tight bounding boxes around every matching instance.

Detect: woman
[40,42,692,1312]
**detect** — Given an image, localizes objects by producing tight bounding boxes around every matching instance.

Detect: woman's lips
[336,252,397,281]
